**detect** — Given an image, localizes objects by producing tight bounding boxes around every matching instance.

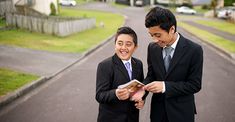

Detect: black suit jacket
[96,54,144,122]
[145,34,203,122]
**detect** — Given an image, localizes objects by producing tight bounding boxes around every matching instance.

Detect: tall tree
[211,0,218,17]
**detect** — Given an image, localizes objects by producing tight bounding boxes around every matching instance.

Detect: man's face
[148,25,175,47]
[115,34,137,61]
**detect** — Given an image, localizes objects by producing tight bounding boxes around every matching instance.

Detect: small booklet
[118,79,145,96]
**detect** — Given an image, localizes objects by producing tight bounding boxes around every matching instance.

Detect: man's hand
[130,88,145,101]
[115,88,130,100]
[143,81,164,93]
[135,100,145,109]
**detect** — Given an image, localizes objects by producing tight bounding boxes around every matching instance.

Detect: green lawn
[194,20,235,35]
[194,6,210,14]
[75,0,93,5]
[0,8,124,53]
[179,22,235,53]
[0,68,38,96]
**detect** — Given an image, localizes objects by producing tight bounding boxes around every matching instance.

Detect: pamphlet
[118,79,145,96]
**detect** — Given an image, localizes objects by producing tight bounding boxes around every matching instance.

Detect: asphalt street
[0,2,235,122]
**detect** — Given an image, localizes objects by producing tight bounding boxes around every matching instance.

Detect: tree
[211,0,218,17]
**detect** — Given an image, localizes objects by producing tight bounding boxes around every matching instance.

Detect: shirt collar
[122,58,132,65]
[171,32,180,49]
[164,32,180,49]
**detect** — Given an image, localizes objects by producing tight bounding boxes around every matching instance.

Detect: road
[0,3,235,122]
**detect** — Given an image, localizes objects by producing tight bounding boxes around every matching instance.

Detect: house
[13,0,59,16]
[0,0,59,17]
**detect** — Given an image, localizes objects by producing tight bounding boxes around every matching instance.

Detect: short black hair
[115,26,138,46]
[145,7,177,33]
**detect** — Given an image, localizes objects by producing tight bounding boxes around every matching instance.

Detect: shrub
[202,4,210,9]
[50,2,57,16]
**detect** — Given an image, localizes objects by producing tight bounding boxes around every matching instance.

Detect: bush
[202,4,210,9]
[224,0,235,6]
[181,3,193,8]
[50,2,57,16]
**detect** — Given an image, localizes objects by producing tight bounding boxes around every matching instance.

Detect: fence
[6,13,96,37]
[0,0,15,17]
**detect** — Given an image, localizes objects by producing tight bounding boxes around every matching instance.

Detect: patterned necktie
[164,46,173,72]
[125,62,132,80]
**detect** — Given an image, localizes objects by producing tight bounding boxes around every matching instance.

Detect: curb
[0,77,49,109]
[0,14,128,109]
[179,27,235,61]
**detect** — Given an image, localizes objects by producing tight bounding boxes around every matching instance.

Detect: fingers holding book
[115,88,130,100]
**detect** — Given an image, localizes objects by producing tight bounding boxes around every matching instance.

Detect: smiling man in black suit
[132,7,203,122]
[96,26,144,122]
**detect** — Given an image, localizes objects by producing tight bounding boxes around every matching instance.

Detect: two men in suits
[96,27,144,122]
[133,7,203,122]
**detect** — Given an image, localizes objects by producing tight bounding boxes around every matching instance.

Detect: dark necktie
[164,46,173,72]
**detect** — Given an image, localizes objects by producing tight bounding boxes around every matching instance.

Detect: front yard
[0,8,124,53]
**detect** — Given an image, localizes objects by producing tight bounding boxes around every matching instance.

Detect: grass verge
[178,22,235,53]
[0,8,124,53]
[193,6,210,14]
[0,68,38,96]
[194,20,235,35]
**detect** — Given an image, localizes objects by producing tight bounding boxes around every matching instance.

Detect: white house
[13,0,58,16]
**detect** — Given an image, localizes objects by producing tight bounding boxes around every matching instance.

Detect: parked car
[176,6,197,15]
[217,6,235,19]
[59,0,77,6]
[135,0,143,7]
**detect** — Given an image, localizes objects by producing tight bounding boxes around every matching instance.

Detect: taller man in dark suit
[96,27,144,122]
[133,7,203,122]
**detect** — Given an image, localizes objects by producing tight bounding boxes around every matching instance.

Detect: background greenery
[0,68,38,96]
[195,20,235,35]
[179,22,235,53]
[0,8,124,53]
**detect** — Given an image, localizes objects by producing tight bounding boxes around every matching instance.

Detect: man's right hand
[116,88,130,100]
[130,88,145,101]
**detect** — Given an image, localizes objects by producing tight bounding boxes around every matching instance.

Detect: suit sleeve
[139,61,144,83]
[165,45,203,98]
[95,62,119,104]
[144,43,155,85]
[141,60,149,100]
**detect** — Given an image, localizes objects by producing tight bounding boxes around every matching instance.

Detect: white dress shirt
[162,33,180,93]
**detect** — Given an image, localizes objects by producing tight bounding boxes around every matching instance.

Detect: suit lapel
[165,35,187,78]
[131,59,138,80]
[113,54,130,80]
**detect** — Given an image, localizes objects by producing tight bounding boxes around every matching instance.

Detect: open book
[118,79,145,97]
